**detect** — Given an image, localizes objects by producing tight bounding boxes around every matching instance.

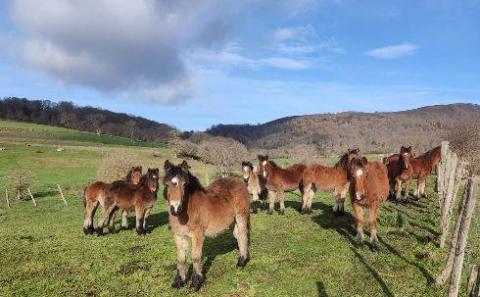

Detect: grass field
[1,122,479,296]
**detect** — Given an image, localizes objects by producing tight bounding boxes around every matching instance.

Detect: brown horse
[301,148,360,215]
[349,157,389,250]
[164,160,250,291]
[241,161,266,213]
[83,166,142,234]
[257,155,306,215]
[96,168,159,235]
[409,145,441,197]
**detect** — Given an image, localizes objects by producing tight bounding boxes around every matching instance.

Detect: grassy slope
[1,123,479,296]
[0,120,162,147]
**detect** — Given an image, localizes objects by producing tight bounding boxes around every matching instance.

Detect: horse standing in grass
[241,161,266,213]
[348,157,389,250]
[164,160,250,291]
[301,148,360,215]
[96,168,159,235]
[257,155,306,215]
[408,145,441,197]
[83,166,142,235]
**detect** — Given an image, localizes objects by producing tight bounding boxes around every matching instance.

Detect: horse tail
[82,186,87,208]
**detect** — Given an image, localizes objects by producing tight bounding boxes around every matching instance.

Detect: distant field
[0,120,163,147]
[0,122,479,296]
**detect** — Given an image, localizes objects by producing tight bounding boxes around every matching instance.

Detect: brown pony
[241,161,266,213]
[164,160,250,291]
[83,166,142,234]
[301,148,360,215]
[409,145,441,197]
[349,157,389,250]
[96,168,159,235]
[257,155,306,215]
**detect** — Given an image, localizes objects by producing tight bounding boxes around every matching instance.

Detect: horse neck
[184,174,205,201]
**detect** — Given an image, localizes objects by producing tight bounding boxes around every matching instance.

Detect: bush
[6,171,33,199]
[448,120,480,175]
[97,154,136,182]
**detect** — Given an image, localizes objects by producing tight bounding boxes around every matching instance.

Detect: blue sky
[0,0,479,130]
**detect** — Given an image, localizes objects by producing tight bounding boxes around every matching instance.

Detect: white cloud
[366,43,418,59]
[273,25,316,41]
[8,0,239,104]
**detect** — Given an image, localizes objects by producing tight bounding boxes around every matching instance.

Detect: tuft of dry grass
[6,170,34,199]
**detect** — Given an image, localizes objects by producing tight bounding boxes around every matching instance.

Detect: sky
[0,0,479,131]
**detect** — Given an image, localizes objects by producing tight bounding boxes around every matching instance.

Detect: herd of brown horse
[82,144,441,291]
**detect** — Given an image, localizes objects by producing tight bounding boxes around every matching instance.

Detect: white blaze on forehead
[402,152,409,156]
[243,166,249,172]
[356,169,363,177]
[262,161,267,166]
[171,176,178,184]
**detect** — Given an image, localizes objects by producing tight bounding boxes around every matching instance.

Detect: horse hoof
[83,227,93,235]
[96,228,104,236]
[190,272,203,291]
[171,275,186,289]
[108,227,116,234]
[237,256,249,269]
[279,209,285,215]
[136,228,145,235]
[370,244,379,252]
[267,209,273,215]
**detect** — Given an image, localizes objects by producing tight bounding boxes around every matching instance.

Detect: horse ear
[180,160,190,173]
[257,155,263,161]
[408,146,413,152]
[164,160,172,172]
[138,166,142,172]
[361,157,368,166]
[265,155,269,160]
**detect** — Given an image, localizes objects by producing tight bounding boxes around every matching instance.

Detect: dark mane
[335,153,349,169]
[163,164,205,197]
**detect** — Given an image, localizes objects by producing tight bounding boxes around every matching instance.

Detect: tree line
[0,97,177,143]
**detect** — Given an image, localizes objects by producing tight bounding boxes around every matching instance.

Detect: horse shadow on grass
[316,281,328,297]
[118,210,169,233]
[202,231,239,276]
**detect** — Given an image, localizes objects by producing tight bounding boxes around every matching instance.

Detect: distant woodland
[0,97,177,143]
[205,103,480,154]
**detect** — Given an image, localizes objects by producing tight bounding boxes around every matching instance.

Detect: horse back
[85,181,109,204]
[272,163,306,190]
[304,164,347,190]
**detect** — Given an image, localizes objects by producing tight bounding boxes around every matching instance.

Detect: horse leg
[190,230,205,291]
[352,203,364,247]
[135,205,146,235]
[96,203,115,236]
[334,185,348,216]
[301,183,310,214]
[143,208,152,233]
[267,190,276,215]
[234,214,250,268]
[403,180,410,201]
[278,190,286,215]
[172,235,188,289]
[251,192,259,214]
[419,177,427,198]
[395,178,403,202]
[83,200,98,235]
[108,208,117,234]
[121,210,129,229]
[368,205,379,251]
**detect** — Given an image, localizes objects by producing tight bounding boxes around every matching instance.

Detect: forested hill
[0,97,177,143]
[206,103,480,153]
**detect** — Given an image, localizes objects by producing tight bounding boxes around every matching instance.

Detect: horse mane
[334,153,349,169]
[125,169,134,182]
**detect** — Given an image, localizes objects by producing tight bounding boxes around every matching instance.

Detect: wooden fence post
[448,177,478,297]
[467,265,479,297]
[439,153,459,248]
[27,187,36,207]
[5,189,10,208]
[436,181,470,286]
[57,184,68,206]
[438,141,450,206]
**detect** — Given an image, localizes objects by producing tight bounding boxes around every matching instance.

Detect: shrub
[97,153,136,182]
[6,171,33,199]
[448,120,480,175]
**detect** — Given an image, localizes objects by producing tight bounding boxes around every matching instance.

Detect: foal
[97,168,159,235]
[409,145,441,197]
[301,148,359,215]
[349,157,389,250]
[241,161,266,213]
[258,155,306,215]
[164,160,250,291]
[394,146,414,201]
[83,166,142,234]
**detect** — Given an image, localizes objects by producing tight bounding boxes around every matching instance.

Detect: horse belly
[205,208,235,238]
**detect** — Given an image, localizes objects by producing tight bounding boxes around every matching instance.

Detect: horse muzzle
[169,202,182,215]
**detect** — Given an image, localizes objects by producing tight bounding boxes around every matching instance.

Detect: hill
[206,103,480,153]
[0,97,177,144]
